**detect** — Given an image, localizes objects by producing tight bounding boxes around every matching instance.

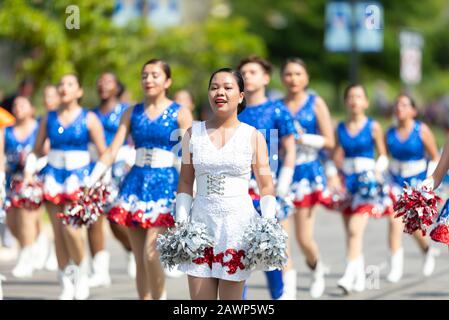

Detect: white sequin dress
[178,121,259,282]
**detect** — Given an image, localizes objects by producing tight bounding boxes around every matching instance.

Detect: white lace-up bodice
[189,121,254,184]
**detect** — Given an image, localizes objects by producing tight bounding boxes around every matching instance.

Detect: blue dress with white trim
[337,118,391,217]
[108,102,180,229]
[386,121,427,197]
[277,94,329,208]
[42,109,92,205]
[92,103,133,205]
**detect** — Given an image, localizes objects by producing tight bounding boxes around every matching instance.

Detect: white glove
[421,176,435,191]
[36,156,48,172]
[426,160,438,178]
[276,167,293,198]
[175,192,192,223]
[24,152,38,175]
[260,195,277,220]
[325,160,338,177]
[375,155,389,174]
[300,134,325,149]
[85,161,109,188]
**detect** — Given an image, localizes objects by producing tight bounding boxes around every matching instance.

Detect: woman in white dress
[176,68,279,300]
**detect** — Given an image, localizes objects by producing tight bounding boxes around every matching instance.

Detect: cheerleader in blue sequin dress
[237,56,297,300]
[385,93,440,282]
[4,96,43,279]
[24,74,107,300]
[87,59,193,300]
[334,84,390,294]
[86,72,135,287]
[277,58,336,298]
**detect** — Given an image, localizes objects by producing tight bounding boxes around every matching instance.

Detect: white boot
[0,274,6,300]
[88,250,111,288]
[353,256,366,292]
[127,252,136,279]
[387,247,404,283]
[12,246,34,278]
[337,258,357,294]
[278,269,297,300]
[310,261,329,298]
[58,267,75,300]
[45,244,58,272]
[32,232,49,270]
[74,259,90,300]
[423,247,440,277]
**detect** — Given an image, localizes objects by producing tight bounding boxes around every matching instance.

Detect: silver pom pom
[157,221,215,270]
[242,218,288,271]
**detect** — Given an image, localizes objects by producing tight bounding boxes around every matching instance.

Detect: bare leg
[6,208,19,240]
[412,231,429,253]
[46,202,70,268]
[293,207,319,266]
[218,279,245,300]
[343,213,369,260]
[388,214,403,254]
[188,276,219,300]
[16,208,38,248]
[281,218,293,272]
[143,226,167,300]
[127,227,151,299]
[61,223,85,265]
[109,222,132,251]
[87,214,105,256]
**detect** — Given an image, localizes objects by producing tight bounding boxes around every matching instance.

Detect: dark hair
[141,58,171,79]
[396,92,417,109]
[344,83,368,100]
[117,80,125,99]
[237,55,272,75]
[19,76,35,88]
[280,57,308,75]
[208,68,246,114]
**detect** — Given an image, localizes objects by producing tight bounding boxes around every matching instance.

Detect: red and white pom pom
[57,183,110,228]
[430,199,449,245]
[394,183,441,236]
[9,177,44,210]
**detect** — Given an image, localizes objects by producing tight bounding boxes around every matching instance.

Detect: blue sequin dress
[337,118,392,217]
[386,121,428,199]
[238,99,296,220]
[277,94,330,208]
[42,109,92,205]
[91,103,134,206]
[108,102,180,229]
[4,121,39,208]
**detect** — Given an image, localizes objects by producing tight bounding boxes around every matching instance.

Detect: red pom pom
[8,177,44,210]
[430,224,449,245]
[57,183,110,228]
[394,184,441,236]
